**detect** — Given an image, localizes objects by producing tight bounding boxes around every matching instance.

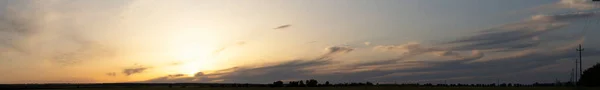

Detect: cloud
[441,11,599,52]
[169,74,186,77]
[364,42,371,46]
[556,0,598,10]
[273,24,291,29]
[143,0,600,84]
[144,74,191,83]
[317,46,354,60]
[325,46,354,54]
[526,0,599,13]
[106,72,117,77]
[212,41,250,56]
[0,0,123,65]
[143,39,599,84]
[143,46,350,83]
[236,41,246,45]
[143,59,331,83]
[374,42,443,55]
[433,51,462,58]
[123,67,149,76]
[194,72,205,77]
[530,11,598,22]
[342,11,597,83]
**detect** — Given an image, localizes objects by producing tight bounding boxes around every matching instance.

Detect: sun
[179,61,202,76]
[177,58,219,76]
[168,42,219,76]
[166,27,220,76]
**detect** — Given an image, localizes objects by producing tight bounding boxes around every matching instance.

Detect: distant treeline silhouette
[271,79,574,87]
[0,81,580,89]
[271,79,374,87]
[2,63,599,89]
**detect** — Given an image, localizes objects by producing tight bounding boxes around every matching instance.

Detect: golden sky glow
[2,0,600,84]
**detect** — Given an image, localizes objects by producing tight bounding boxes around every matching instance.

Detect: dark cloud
[143,7,600,84]
[443,11,599,51]
[123,67,149,76]
[169,74,186,77]
[194,72,205,77]
[144,74,190,83]
[346,12,600,83]
[142,59,331,83]
[143,46,345,83]
[143,42,599,84]
[433,50,463,58]
[273,24,291,29]
[317,46,354,60]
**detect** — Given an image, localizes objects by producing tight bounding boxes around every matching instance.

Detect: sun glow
[167,27,221,76]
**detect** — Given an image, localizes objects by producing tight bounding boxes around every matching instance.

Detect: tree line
[2,63,598,89]
[271,79,374,87]
[270,79,577,87]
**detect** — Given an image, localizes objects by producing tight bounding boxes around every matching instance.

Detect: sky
[1,0,600,84]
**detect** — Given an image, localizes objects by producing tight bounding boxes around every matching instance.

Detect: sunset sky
[2,0,600,84]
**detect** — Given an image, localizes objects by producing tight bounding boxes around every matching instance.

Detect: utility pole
[575,44,584,88]
[575,58,578,85]
[576,44,584,78]
[496,79,499,85]
[570,68,574,85]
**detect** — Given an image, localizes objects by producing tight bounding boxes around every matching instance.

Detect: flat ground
[33,87,599,90]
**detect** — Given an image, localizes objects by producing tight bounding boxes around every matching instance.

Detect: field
[31,87,599,90]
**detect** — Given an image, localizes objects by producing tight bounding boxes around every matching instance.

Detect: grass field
[33,87,599,90]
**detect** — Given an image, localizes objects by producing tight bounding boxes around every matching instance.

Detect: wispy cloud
[273,24,291,29]
[364,42,371,46]
[123,67,150,76]
[0,0,122,66]
[524,0,599,13]
[143,46,351,83]
[317,46,354,60]
[106,72,117,77]
[153,10,600,83]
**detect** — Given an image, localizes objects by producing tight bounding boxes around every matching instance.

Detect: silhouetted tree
[423,83,433,86]
[288,81,299,87]
[366,82,373,86]
[325,81,330,86]
[579,63,600,86]
[299,81,306,87]
[272,81,284,87]
[306,79,318,87]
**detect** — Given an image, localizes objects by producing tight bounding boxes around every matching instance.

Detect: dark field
[27,87,599,90]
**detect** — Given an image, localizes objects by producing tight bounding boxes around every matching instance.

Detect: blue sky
[1,0,600,84]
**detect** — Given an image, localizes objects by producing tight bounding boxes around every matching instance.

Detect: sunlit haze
[1,0,600,84]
